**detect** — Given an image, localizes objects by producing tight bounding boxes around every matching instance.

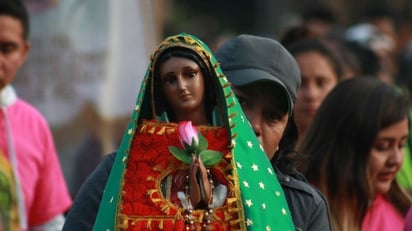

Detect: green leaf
[197,132,208,151]
[168,146,192,164]
[199,150,223,166]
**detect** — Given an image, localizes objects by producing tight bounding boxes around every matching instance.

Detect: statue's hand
[189,154,212,209]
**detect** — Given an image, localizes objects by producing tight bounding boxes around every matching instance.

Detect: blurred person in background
[300,4,344,40]
[0,0,71,230]
[299,77,412,231]
[286,38,343,144]
[345,22,397,84]
[341,41,382,78]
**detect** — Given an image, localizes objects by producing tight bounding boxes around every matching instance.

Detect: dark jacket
[275,166,333,231]
[63,152,116,231]
[63,152,332,231]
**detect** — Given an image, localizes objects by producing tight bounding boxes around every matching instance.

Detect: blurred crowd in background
[15,0,412,199]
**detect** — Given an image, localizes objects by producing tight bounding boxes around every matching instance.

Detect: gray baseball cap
[216,34,301,115]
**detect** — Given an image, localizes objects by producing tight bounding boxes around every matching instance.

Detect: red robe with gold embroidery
[118,120,242,230]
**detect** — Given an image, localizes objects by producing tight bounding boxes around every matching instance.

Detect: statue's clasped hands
[168,121,223,209]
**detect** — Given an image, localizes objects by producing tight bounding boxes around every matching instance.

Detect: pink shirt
[0,98,72,226]
[406,206,412,231]
[362,195,404,231]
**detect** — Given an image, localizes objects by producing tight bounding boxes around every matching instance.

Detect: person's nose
[301,84,317,101]
[388,146,404,167]
[248,111,263,137]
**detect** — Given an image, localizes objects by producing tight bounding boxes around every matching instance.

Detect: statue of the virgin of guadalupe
[92,33,295,231]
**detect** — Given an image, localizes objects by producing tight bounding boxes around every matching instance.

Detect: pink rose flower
[169,120,222,166]
[177,121,199,148]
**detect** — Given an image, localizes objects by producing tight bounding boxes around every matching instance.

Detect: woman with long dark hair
[299,77,412,230]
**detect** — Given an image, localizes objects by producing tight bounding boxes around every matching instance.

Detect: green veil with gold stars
[93,33,295,230]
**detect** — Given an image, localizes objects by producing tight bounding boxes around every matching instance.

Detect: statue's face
[159,56,205,118]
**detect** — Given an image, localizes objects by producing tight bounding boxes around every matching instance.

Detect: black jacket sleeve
[276,167,333,231]
[62,152,116,231]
